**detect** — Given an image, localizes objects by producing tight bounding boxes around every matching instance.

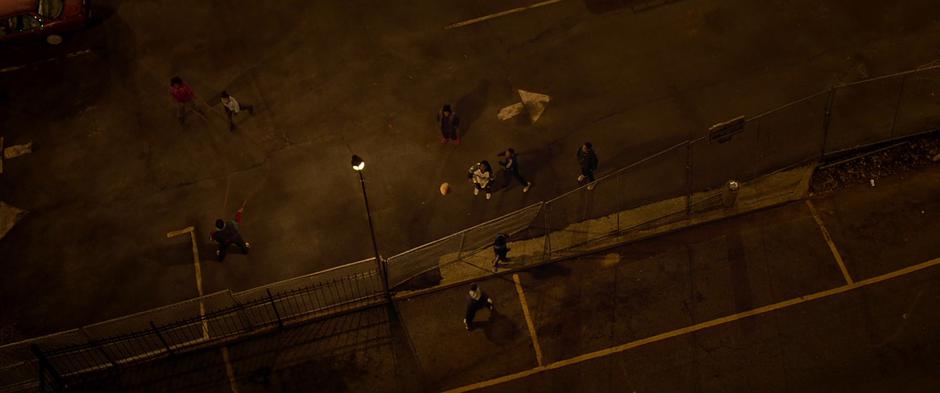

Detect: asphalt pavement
[65,158,940,393]
[2,0,940,337]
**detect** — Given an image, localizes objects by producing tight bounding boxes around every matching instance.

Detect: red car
[0,0,90,44]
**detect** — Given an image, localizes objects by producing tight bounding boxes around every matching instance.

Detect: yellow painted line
[512,274,544,366]
[221,346,240,393]
[444,0,565,30]
[806,200,854,284]
[167,226,210,339]
[444,257,940,393]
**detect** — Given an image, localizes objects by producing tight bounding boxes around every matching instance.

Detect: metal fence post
[889,74,907,138]
[149,321,174,356]
[266,289,284,329]
[820,88,836,157]
[228,292,255,331]
[544,202,552,260]
[685,141,693,215]
[30,344,64,393]
[456,231,466,261]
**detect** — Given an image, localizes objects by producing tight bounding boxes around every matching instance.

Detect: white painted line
[806,200,854,284]
[444,256,940,393]
[221,346,241,393]
[513,273,544,366]
[167,226,210,339]
[0,49,93,74]
[445,0,566,30]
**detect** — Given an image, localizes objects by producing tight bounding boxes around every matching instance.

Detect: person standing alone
[438,104,461,144]
[498,148,532,193]
[464,283,495,331]
[577,142,599,190]
[220,91,255,132]
[169,76,204,124]
[211,207,250,262]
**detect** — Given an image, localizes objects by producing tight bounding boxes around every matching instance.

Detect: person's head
[442,104,452,116]
[220,91,230,99]
[481,160,491,170]
[469,283,478,292]
[582,142,592,152]
[170,76,183,87]
[506,148,515,156]
[215,219,225,230]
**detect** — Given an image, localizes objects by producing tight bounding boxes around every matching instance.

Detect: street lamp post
[351,154,390,296]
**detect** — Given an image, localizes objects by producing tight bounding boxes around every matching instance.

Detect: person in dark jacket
[493,233,510,270]
[577,142,599,190]
[464,283,494,331]
[211,207,250,261]
[498,148,532,193]
[438,104,461,144]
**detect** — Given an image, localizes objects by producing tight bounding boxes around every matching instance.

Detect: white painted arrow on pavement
[497,89,551,123]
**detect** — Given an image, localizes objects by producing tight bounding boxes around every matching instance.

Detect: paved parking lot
[3,0,940,340]
[59,165,940,392]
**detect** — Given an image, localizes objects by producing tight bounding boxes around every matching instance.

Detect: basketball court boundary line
[443,256,940,393]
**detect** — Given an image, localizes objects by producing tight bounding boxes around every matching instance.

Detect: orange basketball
[440,182,450,195]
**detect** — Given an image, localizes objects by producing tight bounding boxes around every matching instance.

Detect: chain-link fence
[0,259,384,393]
[2,65,940,392]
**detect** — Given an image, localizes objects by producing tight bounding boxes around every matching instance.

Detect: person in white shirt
[467,160,494,200]
[220,91,255,131]
[464,283,495,331]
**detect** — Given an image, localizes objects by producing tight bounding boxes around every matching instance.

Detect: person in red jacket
[211,207,250,262]
[170,76,205,124]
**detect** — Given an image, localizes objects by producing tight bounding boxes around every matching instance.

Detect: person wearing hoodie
[211,207,250,262]
[438,104,461,144]
[493,233,510,269]
[467,160,493,200]
[577,142,599,190]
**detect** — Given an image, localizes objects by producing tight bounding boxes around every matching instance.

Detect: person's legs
[464,302,480,330]
[216,242,229,261]
[511,168,528,186]
[225,108,236,131]
[235,238,249,255]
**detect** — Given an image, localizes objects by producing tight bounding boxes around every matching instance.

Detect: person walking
[220,91,255,131]
[467,160,493,200]
[438,104,461,144]
[211,207,250,262]
[464,283,495,331]
[493,233,510,270]
[577,142,599,190]
[170,76,204,124]
[498,148,532,193]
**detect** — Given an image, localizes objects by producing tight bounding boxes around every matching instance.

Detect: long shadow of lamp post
[351,154,390,297]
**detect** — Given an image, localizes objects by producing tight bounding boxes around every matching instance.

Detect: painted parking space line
[806,200,854,284]
[0,49,93,74]
[167,226,210,339]
[445,0,566,30]
[444,256,940,393]
[512,273,544,366]
[221,346,241,393]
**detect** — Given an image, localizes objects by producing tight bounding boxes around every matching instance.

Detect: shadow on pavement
[456,80,491,140]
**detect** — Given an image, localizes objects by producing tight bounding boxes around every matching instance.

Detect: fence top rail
[387,201,545,260]
[232,257,376,297]
[0,328,84,352]
[546,139,691,203]
[79,290,234,331]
